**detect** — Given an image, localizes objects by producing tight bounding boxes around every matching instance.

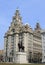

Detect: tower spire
[35,22,41,29]
[13,8,22,21]
[12,9,22,26]
[15,8,20,16]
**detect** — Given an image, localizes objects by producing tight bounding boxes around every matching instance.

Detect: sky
[0,0,45,50]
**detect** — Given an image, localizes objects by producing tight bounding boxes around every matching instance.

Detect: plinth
[15,52,28,64]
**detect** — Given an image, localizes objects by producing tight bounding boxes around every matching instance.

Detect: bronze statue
[18,42,25,52]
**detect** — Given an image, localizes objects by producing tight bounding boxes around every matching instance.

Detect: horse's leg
[19,48,20,52]
[22,46,24,52]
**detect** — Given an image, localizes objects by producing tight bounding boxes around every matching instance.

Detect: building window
[11,35,14,54]
[44,56,45,59]
[10,49,14,56]
[19,33,23,43]
[44,50,45,53]
[6,37,8,56]
[11,35,14,43]
[12,29,15,33]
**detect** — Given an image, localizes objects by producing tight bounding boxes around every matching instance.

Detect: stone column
[31,34,33,58]
[4,37,7,62]
[41,35,44,62]
[7,35,12,62]
[23,33,28,52]
[15,34,19,52]
[27,33,33,62]
[23,33,28,62]
[14,34,19,62]
[7,36,11,56]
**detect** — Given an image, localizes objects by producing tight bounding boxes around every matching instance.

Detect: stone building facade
[0,50,4,62]
[4,9,42,63]
[41,30,45,63]
[33,23,42,63]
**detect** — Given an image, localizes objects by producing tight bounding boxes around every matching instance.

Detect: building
[4,9,42,63]
[0,50,4,62]
[33,23,42,63]
[41,30,45,63]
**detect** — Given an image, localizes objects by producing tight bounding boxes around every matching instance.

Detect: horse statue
[18,42,25,52]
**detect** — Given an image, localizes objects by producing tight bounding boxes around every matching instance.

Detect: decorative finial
[35,21,41,30]
[15,7,20,16]
[16,7,19,10]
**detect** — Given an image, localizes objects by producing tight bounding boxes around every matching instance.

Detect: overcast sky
[0,0,45,50]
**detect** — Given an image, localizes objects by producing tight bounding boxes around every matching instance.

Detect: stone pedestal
[15,52,28,64]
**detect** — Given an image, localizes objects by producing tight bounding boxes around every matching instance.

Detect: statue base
[15,52,28,64]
